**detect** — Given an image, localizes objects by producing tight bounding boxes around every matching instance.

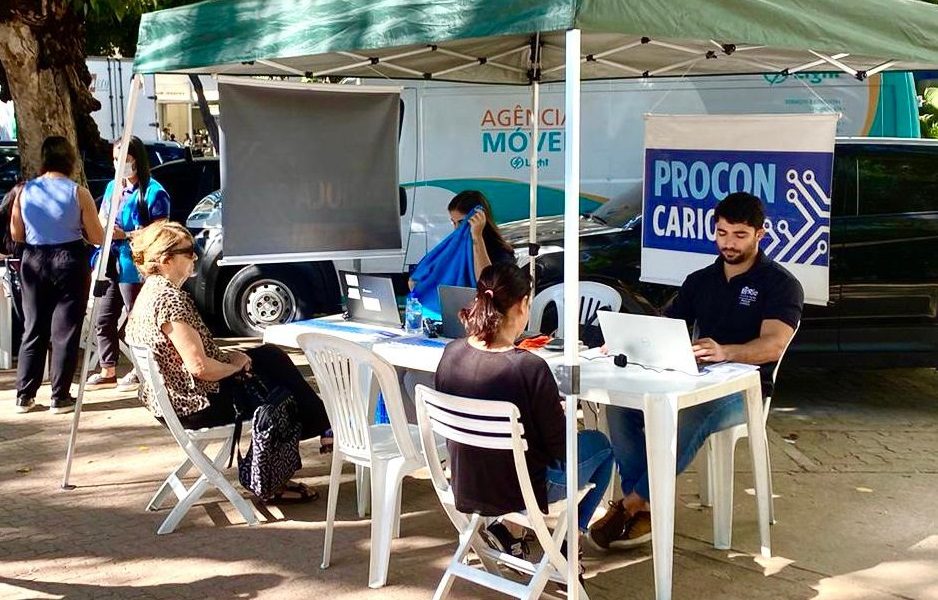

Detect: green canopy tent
[62,2,938,598]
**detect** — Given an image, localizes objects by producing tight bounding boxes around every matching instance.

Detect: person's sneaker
[15,397,37,414]
[115,372,139,392]
[587,500,630,550]
[86,372,117,390]
[608,511,652,550]
[50,396,77,415]
[480,521,529,560]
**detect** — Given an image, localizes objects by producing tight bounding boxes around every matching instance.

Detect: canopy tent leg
[563,27,582,600]
[62,74,144,489]
[527,78,540,286]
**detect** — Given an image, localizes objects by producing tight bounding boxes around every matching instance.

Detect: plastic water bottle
[404,295,423,334]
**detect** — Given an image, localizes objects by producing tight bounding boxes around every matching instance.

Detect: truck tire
[222,265,317,337]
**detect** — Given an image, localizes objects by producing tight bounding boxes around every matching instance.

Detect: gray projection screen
[218,78,402,263]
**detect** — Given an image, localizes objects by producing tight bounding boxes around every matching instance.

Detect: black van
[501,138,938,368]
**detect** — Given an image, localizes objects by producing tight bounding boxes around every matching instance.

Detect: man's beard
[720,246,754,265]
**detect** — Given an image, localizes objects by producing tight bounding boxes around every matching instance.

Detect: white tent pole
[62,74,144,489]
[563,27,582,600]
[528,74,540,284]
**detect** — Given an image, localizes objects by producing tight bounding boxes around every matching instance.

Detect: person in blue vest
[86,136,170,392]
[10,136,105,414]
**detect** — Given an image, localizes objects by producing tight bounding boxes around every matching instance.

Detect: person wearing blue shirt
[86,136,170,392]
[10,136,105,414]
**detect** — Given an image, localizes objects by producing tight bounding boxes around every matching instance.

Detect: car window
[856,147,938,216]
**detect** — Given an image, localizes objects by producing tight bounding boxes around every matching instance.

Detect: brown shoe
[587,500,629,550]
[609,511,652,549]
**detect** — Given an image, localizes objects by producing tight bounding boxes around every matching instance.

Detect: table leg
[644,393,679,600]
[744,380,772,558]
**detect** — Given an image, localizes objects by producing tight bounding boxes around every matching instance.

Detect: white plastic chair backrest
[414,385,556,547]
[764,320,801,423]
[528,281,622,337]
[129,343,190,440]
[297,333,420,462]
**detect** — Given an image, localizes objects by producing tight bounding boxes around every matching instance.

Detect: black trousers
[177,344,331,439]
[94,278,141,368]
[16,242,90,403]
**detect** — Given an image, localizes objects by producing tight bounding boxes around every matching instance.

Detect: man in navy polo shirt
[588,192,804,550]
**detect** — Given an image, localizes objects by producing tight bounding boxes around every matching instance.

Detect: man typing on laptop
[588,192,804,550]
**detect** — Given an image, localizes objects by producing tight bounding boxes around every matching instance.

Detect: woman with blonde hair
[126,220,332,502]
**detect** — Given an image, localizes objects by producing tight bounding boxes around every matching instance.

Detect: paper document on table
[580,348,606,360]
[700,362,759,377]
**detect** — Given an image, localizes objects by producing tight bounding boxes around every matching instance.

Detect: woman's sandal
[266,481,319,505]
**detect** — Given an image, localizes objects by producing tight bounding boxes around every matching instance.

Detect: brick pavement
[1,356,937,599]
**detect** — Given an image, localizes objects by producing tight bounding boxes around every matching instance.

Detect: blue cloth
[607,391,746,501]
[545,429,615,532]
[20,177,82,245]
[410,206,482,320]
[94,178,170,283]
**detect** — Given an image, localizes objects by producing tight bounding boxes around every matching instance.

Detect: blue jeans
[607,392,745,502]
[545,430,615,532]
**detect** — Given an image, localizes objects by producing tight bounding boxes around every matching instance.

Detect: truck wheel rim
[242,279,297,329]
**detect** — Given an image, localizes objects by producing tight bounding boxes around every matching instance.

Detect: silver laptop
[339,271,402,328]
[438,285,476,339]
[597,311,700,375]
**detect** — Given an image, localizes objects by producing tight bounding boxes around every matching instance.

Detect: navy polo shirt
[664,251,804,396]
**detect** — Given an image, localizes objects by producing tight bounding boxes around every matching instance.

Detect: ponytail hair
[460,263,531,346]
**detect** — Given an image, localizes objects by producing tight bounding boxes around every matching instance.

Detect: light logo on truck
[480,106,566,169]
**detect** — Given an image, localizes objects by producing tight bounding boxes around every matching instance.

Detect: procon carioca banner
[641,113,838,305]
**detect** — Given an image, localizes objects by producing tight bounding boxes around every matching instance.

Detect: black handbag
[228,374,302,501]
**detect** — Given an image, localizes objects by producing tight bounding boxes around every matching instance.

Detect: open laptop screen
[339,271,401,328]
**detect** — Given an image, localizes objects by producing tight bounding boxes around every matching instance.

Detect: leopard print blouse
[126,274,228,417]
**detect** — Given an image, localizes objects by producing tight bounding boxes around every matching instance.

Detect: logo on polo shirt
[739,286,759,306]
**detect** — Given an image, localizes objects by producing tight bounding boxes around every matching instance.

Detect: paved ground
[1,347,937,600]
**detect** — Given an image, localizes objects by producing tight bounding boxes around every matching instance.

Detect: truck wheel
[222,265,312,337]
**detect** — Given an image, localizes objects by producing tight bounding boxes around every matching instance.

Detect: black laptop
[339,271,402,328]
[438,285,476,339]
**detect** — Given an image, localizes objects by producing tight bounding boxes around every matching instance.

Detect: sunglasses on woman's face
[166,245,196,258]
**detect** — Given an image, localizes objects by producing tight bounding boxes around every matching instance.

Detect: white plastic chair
[130,344,258,535]
[528,281,622,338]
[297,332,447,589]
[698,322,800,549]
[415,385,591,600]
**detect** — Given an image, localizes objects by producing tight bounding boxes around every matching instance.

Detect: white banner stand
[62,75,144,489]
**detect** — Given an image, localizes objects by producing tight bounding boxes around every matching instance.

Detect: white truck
[189,72,918,335]
[86,57,160,142]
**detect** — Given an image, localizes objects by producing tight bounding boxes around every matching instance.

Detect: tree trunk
[189,74,219,151]
[0,20,78,179]
[0,1,106,183]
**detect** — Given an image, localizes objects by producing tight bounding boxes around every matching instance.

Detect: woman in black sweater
[434,263,613,554]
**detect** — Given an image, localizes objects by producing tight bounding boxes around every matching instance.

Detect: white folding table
[263,316,772,600]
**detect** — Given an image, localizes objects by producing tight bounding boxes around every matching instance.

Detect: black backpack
[228,375,302,501]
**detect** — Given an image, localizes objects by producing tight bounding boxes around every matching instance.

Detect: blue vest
[20,177,83,245]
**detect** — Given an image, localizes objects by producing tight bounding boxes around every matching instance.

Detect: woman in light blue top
[10,136,104,414]
[87,136,171,391]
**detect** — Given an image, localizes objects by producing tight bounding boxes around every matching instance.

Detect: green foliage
[84,0,201,57]
[920,88,938,139]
